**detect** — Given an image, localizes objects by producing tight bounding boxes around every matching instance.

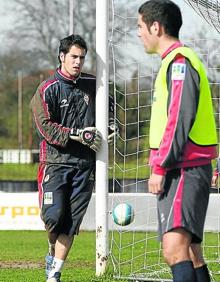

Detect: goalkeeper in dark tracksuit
[31,34,115,282]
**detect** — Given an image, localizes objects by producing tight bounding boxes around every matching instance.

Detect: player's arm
[153,55,200,173]
[30,84,71,147]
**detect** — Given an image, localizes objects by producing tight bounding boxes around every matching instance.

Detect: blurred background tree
[0,0,96,149]
[0,0,219,151]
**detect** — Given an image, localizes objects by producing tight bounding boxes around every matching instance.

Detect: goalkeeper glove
[108,118,119,145]
[70,127,102,152]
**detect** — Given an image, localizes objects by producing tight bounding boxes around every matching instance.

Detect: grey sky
[0,0,219,40]
[0,0,219,36]
[0,1,14,44]
[0,0,219,60]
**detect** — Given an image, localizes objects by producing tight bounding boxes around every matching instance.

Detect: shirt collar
[162,41,183,59]
[57,68,80,84]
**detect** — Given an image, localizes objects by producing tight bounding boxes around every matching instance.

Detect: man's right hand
[70,127,102,152]
[148,173,165,194]
[211,172,218,188]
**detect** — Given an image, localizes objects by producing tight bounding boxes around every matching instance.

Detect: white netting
[109,1,220,281]
[184,0,220,33]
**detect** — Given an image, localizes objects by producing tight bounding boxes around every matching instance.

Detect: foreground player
[138,1,217,281]
[31,34,115,282]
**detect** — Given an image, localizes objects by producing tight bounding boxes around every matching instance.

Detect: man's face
[138,14,158,54]
[60,45,86,77]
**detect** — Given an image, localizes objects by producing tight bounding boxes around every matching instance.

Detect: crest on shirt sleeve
[171,63,186,80]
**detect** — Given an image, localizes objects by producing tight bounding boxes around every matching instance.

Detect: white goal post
[95,0,109,276]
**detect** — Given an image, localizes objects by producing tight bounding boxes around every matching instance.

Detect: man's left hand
[108,118,119,145]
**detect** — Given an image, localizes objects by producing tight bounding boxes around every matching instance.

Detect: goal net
[109,1,220,281]
[184,0,220,33]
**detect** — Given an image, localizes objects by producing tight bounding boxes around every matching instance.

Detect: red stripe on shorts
[37,163,46,208]
[173,168,184,227]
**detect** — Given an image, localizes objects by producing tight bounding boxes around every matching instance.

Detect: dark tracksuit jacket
[31,68,107,165]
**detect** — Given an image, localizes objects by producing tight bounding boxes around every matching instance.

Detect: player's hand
[108,118,119,145]
[148,173,165,194]
[211,173,218,188]
[70,127,102,152]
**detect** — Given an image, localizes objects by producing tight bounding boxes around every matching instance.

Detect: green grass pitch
[0,230,219,282]
[0,230,126,282]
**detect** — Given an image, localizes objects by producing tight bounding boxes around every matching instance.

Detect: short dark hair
[58,34,87,64]
[138,0,182,38]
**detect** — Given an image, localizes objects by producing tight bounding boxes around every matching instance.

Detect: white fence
[0,149,39,163]
[0,192,219,232]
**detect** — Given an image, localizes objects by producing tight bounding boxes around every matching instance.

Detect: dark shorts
[157,164,212,243]
[37,161,94,236]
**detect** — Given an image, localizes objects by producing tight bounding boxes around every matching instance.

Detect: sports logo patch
[60,99,69,108]
[44,192,53,205]
[82,130,95,144]
[84,94,89,105]
[160,213,165,223]
[171,63,186,80]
